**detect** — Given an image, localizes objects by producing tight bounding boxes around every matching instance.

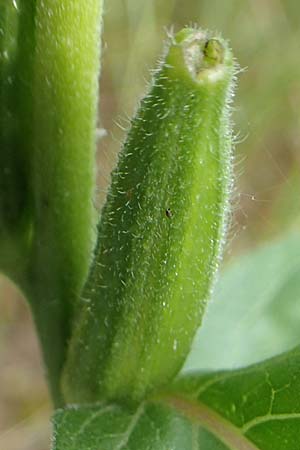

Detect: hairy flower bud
[63,27,236,403]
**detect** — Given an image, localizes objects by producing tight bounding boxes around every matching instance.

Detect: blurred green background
[1,1,299,448]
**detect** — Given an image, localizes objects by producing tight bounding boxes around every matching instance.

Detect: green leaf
[62,28,237,404]
[52,346,300,449]
[184,231,300,372]
[0,0,103,405]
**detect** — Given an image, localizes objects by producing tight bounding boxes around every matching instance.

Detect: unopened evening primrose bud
[63,28,236,403]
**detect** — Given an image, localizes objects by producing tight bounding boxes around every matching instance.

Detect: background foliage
[1,0,299,448]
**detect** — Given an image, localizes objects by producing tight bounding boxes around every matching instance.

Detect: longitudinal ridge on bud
[63,27,237,403]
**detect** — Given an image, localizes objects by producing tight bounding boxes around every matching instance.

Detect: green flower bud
[63,27,237,403]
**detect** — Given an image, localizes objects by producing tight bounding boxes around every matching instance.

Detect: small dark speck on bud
[165,208,173,219]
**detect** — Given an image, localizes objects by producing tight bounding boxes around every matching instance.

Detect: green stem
[0,1,31,282]
[0,0,103,406]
